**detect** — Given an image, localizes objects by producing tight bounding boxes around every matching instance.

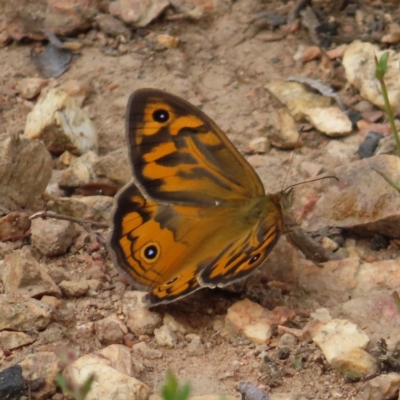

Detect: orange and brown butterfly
[107,88,293,306]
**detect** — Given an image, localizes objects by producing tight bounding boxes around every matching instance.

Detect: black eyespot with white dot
[140,242,160,263]
[249,253,261,265]
[144,245,157,259]
[153,109,169,123]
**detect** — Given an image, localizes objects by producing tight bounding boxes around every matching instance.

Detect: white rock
[16,78,48,99]
[343,41,400,114]
[358,372,400,400]
[321,236,339,252]
[310,308,332,323]
[163,313,187,334]
[249,137,270,154]
[331,347,376,378]
[59,150,78,166]
[225,299,295,344]
[63,344,151,400]
[268,108,300,149]
[313,319,370,358]
[303,107,352,137]
[24,88,98,155]
[313,319,376,377]
[154,325,178,348]
[122,291,162,336]
[156,34,179,49]
[59,79,91,107]
[265,80,331,121]
[59,151,99,189]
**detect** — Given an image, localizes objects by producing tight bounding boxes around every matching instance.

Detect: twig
[1,233,31,243]
[30,211,109,244]
[30,211,109,228]
[287,228,342,265]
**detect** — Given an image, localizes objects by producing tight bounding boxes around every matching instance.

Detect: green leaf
[375,52,389,80]
[161,370,191,400]
[80,374,95,398]
[55,374,68,391]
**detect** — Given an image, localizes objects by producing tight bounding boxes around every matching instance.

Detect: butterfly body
[108,89,291,306]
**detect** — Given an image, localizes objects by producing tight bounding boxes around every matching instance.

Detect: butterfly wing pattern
[108,89,287,306]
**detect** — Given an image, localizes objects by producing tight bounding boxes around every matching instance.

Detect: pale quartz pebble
[59,79,91,107]
[265,80,331,121]
[268,108,299,149]
[249,137,270,153]
[157,34,179,48]
[343,41,400,113]
[321,236,339,252]
[313,319,375,377]
[63,344,151,400]
[302,107,352,137]
[24,88,98,155]
[122,291,162,336]
[16,78,48,99]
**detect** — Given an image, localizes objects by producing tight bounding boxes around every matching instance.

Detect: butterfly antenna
[283,175,338,192]
[281,132,303,192]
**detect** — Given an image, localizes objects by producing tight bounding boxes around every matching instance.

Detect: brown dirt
[2,0,399,399]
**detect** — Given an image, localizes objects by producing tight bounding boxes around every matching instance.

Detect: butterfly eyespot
[153,109,169,123]
[140,242,160,263]
[249,254,261,265]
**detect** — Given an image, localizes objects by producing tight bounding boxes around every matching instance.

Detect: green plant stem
[379,78,400,157]
[372,167,400,192]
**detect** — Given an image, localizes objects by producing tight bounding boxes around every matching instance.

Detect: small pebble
[358,131,384,159]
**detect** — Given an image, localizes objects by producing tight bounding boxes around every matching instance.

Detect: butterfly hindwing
[200,202,283,287]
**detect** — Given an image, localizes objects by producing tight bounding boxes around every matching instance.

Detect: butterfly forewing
[126,89,264,206]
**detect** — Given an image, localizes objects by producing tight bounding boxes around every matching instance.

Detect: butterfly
[107,88,293,306]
